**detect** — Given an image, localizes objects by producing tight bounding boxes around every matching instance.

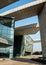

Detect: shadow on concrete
[31,57,46,64]
[11,57,42,64]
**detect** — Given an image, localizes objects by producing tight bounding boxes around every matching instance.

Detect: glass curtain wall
[0,24,14,44]
[0,16,14,58]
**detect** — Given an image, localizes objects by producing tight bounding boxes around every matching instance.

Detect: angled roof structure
[0,0,46,21]
[0,0,18,9]
[15,23,39,35]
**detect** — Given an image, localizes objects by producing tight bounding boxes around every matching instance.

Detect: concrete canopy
[0,0,18,9]
[0,0,46,21]
[15,23,39,35]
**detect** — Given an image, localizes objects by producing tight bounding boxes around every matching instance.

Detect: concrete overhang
[15,23,39,35]
[0,0,46,21]
[0,0,18,9]
[0,37,11,47]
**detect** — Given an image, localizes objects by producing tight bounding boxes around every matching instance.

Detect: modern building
[0,16,14,58]
[0,16,35,58]
[14,35,33,57]
[0,0,46,59]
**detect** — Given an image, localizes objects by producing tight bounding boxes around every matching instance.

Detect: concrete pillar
[38,3,46,57]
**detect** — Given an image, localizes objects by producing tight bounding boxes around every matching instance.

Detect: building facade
[0,16,14,58]
[0,16,33,58]
[14,35,33,57]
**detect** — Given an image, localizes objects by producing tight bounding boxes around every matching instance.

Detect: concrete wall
[38,3,46,57]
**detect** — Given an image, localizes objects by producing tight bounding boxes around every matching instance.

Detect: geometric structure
[0,0,18,9]
[0,0,46,58]
[14,23,39,56]
[0,15,39,58]
[5,0,46,58]
[0,16,39,58]
[38,3,46,58]
[14,35,33,56]
[0,0,46,21]
[15,23,39,35]
[0,16,14,58]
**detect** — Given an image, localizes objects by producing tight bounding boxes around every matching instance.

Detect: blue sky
[0,0,42,52]
[0,0,35,13]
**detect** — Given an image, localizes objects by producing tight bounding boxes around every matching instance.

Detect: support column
[38,3,46,57]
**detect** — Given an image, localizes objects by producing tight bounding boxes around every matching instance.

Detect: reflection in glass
[0,17,14,58]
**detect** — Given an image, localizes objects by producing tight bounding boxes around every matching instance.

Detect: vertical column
[9,18,15,59]
[38,3,46,57]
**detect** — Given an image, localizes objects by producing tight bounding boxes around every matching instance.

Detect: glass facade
[0,24,14,44]
[0,16,14,58]
[24,35,33,54]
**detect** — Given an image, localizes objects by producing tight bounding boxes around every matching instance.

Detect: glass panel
[0,16,14,58]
